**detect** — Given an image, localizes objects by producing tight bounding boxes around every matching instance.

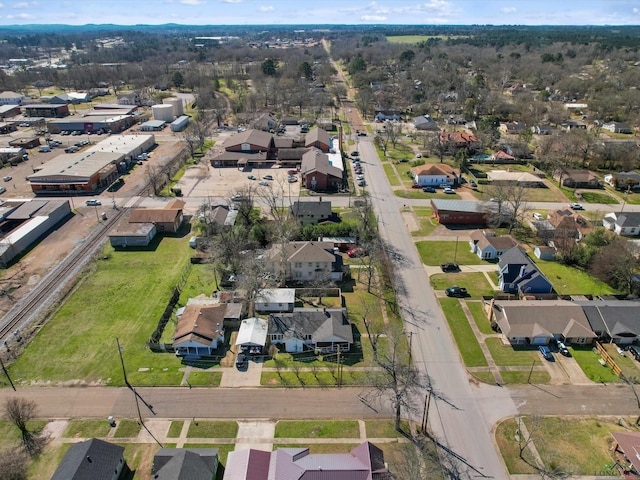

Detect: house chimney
[86,456,92,463]
[519,265,526,278]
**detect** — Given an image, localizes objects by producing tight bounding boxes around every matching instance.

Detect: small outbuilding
[235,317,268,354]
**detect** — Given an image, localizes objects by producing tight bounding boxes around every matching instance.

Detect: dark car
[422,186,436,193]
[351,151,359,157]
[236,353,247,369]
[539,346,554,361]
[445,286,467,297]
[411,183,423,189]
[441,263,459,272]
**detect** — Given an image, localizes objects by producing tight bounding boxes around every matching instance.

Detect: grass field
[187,420,238,438]
[275,420,360,438]
[62,419,112,439]
[7,232,193,386]
[439,298,488,367]
[534,260,617,295]
[580,191,619,204]
[416,240,485,266]
[430,272,494,298]
[466,301,493,334]
[496,416,633,475]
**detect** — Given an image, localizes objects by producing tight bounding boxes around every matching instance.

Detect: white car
[443,187,455,194]
[569,203,584,210]
[85,199,101,206]
[3,175,12,182]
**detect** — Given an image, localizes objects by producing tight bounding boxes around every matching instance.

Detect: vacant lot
[7,232,192,386]
[416,240,485,266]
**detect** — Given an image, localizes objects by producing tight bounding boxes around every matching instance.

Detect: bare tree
[144,164,163,196]
[484,182,529,233]
[383,121,403,149]
[0,447,28,480]
[4,397,44,456]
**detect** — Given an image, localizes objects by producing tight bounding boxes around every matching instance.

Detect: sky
[0,0,639,26]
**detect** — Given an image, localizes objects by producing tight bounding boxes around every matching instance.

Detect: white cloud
[7,12,34,18]
[220,0,242,3]
[634,7,639,14]
[180,0,205,5]
[258,5,273,12]
[501,7,517,14]
[367,1,389,14]
[361,14,386,21]
[12,1,37,8]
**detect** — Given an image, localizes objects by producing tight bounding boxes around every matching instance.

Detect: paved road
[355,132,518,478]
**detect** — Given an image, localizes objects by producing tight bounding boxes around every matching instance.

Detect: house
[127,199,185,233]
[532,125,555,135]
[439,131,481,152]
[486,170,544,187]
[224,441,389,480]
[300,148,344,192]
[152,448,219,480]
[266,240,342,283]
[375,110,402,122]
[320,236,357,252]
[490,150,516,162]
[235,317,268,353]
[49,92,91,104]
[0,90,24,105]
[497,247,554,295]
[469,231,518,260]
[209,129,277,168]
[546,209,592,242]
[561,120,587,131]
[490,299,596,346]
[268,308,352,353]
[554,169,601,189]
[250,111,278,132]
[579,300,640,345]
[290,200,332,225]
[604,171,640,190]
[499,121,527,135]
[430,199,507,226]
[411,163,460,187]
[603,121,633,134]
[413,115,439,131]
[603,211,640,236]
[172,300,242,357]
[304,127,330,152]
[51,438,126,480]
[255,288,296,312]
[611,431,640,475]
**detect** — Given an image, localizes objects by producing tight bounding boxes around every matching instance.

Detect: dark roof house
[578,300,640,345]
[152,448,219,480]
[290,200,333,225]
[51,438,126,480]
[498,247,553,295]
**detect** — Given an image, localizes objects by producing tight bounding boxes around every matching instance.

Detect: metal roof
[28,151,121,180]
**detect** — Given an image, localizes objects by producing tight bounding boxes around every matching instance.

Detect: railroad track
[0,203,132,345]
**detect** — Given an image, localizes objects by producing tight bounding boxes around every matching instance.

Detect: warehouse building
[24,104,70,118]
[0,199,71,266]
[47,113,135,134]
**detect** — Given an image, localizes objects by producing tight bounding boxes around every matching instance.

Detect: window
[271,334,283,341]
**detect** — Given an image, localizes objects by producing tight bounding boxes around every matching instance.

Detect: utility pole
[336,348,341,388]
[527,359,536,384]
[422,389,432,433]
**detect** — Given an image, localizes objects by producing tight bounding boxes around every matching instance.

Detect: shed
[170,115,189,132]
[255,288,296,312]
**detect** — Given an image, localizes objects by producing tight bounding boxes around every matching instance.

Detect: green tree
[348,54,367,76]
[261,58,278,76]
[399,49,415,63]
[172,70,184,89]
[299,61,313,80]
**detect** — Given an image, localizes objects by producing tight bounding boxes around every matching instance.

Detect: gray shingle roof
[269,308,353,344]
[153,448,218,480]
[290,201,332,218]
[51,438,124,480]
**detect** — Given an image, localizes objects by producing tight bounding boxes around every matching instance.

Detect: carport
[235,317,268,355]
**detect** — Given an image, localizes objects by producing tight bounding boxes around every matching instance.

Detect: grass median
[439,298,488,367]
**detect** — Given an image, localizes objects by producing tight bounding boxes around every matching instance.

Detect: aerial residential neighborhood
[1,9,640,480]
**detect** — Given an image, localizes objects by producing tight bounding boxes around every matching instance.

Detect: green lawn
[500,370,550,383]
[534,260,617,295]
[466,301,493,334]
[580,191,619,204]
[430,272,494,298]
[364,420,409,438]
[0,420,47,448]
[113,419,142,438]
[439,298,488,367]
[570,346,622,383]
[187,371,222,386]
[187,421,238,438]
[416,241,485,266]
[275,420,360,438]
[485,338,539,367]
[383,163,401,186]
[62,419,113,439]
[167,420,184,438]
[8,233,193,386]
[261,369,367,387]
[472,371,497,383]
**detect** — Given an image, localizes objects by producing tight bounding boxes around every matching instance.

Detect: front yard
[416,240,486,266]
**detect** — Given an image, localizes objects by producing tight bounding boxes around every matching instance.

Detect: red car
[347,247,366,258]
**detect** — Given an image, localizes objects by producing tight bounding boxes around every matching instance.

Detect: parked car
[358,131,367,136]
[287,176,298,183]
[357,180,366,187]
[64,146,79,153]
[569,203,584,210]
[3,175,12,182]
[0,186,6,194]
[445,286,467,297]
[557,341,571,357]
[247,175,256,180]
[539,345,554,361]
[443,187,455,194]
[411,184,423,189]
[399,158,409,163]
[351,151,359,157]
[347,247,366,258]
[259,180,269,186]
[236,353,247,369]
[263,175,273,180]
[287,169,297,175]
[469,180,477,187]
[441,263,459,272]
[533,212,544,221]
[415,153,422,158]
[422,186,436,193]
[85,199,101,206]
[627,345,640,361]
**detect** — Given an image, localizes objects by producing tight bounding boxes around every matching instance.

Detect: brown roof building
[300,148,344,192]
[304,127,330,152]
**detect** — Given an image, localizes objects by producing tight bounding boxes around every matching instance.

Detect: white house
[268,308,353,353]
[603,212,640,236]
[255,288,296,312]
[0,91,24,105]
[410,163,460,187]
[469,231,518,260]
